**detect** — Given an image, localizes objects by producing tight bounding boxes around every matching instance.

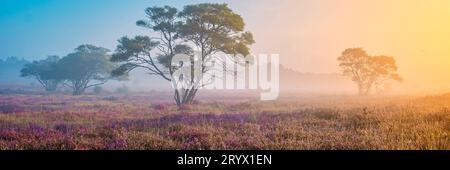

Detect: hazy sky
[1,0,449,93]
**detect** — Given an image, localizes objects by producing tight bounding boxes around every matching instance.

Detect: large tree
[20,56,62,92]
[338,48,402,95]
[111,3,254,106]
[59,45,116,95]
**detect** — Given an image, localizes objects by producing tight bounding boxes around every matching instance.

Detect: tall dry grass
[0,94,448,150]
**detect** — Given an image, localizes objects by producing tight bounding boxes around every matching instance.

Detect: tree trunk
[174,87,198,107]
[44,80,59,92]
[73,89,84,95]
[72,86,86,95]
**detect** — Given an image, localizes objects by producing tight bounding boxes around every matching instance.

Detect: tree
[111,3,254,106]
[368,56,402,93]
[338,48,402,95]
[176,3,255,104]
[59,45,116,95]
[20,56,62,92]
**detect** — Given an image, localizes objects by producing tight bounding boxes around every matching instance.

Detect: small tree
[20,56,62,92]
[59,45,116,95]
[111,3,254,106]
[338,48,402,95]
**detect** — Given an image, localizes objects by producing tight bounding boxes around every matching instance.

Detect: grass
[0,93,449,150]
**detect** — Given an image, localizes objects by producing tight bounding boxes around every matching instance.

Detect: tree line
[20,3,255,106]
[18,3,402,105]
[21,45,120,95]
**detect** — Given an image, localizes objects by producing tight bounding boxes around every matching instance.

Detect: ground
[0,92,449,150]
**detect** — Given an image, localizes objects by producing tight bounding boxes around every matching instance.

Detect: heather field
[0,93,449,150]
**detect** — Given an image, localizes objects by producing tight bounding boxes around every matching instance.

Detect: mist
[1,0,450,95]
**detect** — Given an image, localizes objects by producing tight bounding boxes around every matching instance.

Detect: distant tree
[0,57,31,84]
[20,56,62,91]
[338,48,402,95]
[2,57,29,67]
[368,56,403,93]
[111,3,254,106]
[59,45,117,95]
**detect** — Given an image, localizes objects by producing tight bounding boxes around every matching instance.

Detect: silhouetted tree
[369,56,402,93]
[59,45,116,95]
[338,48,402,95]
[20,56,62,91]
[176,3,255,104]
[111,3,254,106]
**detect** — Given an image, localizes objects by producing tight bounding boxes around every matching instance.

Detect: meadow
[0,92,449,150]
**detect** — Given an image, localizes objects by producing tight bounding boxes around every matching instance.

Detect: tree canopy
[59,45,117,95]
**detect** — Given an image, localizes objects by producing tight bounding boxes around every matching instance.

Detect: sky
[1,0,450,93]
